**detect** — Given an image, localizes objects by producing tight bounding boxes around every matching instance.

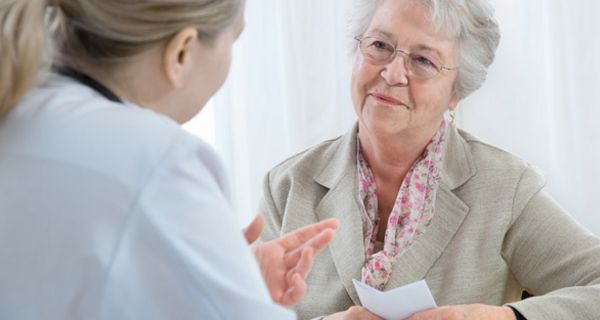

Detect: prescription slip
[352,279,437,320]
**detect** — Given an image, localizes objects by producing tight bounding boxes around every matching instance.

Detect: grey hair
[348,0,500,100]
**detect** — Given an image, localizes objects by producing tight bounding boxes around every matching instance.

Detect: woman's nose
[379,54,409,86]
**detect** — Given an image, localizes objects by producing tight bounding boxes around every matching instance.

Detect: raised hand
[244,216,339,306]
[243,213,265,245]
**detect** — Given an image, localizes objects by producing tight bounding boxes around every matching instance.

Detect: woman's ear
[163,27,199,88]
[449,94,459,111]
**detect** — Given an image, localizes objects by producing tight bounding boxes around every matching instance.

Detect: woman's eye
[413,55,437,69]
[371,41,391,51]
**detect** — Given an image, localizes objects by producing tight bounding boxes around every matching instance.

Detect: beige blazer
[259,124,600,320]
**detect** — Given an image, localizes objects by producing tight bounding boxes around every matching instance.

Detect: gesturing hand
[243,215,339,307]
[243,213,266,245]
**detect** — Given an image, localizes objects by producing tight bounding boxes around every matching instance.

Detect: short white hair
[349,0,500,99]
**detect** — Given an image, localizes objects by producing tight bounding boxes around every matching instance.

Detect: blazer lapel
[313,124,365,305]
[315,171,365,305]
[311,125,477,301]
[383,185,469,289]
[384,127,476,290]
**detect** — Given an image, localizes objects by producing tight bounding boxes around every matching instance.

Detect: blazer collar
[313,123,477,302]
[313,123,359,189]
[440,126,477,190]
[314,123,476,191]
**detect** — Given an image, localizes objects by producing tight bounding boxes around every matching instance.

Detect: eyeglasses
[354,35,458,80]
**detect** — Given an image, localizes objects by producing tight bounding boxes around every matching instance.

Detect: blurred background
[184,0,600,236]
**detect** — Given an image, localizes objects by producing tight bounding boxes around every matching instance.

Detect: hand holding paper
[352,279,437,320]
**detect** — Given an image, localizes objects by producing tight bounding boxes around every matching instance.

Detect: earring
[450,109,457,127]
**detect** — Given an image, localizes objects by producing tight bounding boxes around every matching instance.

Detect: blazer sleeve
[502,165,600,319]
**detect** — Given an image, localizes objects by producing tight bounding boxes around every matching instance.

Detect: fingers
[406,309,434,319]
[328,306,383,320]
[287,246,314,281]
[406,306,461,320]
[303,228,336,254]
[347,306,384,320]
[243,214,265,244]
[280,273,307,307]
[280,248,313,306]
[278,218,339,250]
[283,227,335,268]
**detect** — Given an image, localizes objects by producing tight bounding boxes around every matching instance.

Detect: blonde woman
[0,1,338,319]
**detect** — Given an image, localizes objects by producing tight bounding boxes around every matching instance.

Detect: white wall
[460,0,600,235]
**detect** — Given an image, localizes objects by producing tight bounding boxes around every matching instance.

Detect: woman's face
[351,0,459,140]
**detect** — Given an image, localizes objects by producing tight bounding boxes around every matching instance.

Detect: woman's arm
[502,166,600,319]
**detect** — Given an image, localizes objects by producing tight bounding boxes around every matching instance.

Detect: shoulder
[270,137,340,174]
[11,75,225,192]
[458,128,545,183]
[265,131,351,189]
[453,128,546,211]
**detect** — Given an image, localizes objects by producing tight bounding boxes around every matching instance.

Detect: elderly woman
[259,0,600,319]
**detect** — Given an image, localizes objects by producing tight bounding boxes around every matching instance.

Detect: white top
[0,74,295,320]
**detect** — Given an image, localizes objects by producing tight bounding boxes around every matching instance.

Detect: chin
[361,116,407,137]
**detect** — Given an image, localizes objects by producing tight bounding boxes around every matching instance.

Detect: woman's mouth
[370,93,405,108]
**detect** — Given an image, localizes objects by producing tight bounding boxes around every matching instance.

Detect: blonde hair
[0,1,46,119]
[349,0,500,100]
[0,0,243,119]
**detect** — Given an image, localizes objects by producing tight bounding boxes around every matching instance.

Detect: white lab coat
[0,74,295,320]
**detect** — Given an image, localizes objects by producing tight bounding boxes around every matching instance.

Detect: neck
[80,50,181,122]
[85,64,156,109]
[358,122,441,186]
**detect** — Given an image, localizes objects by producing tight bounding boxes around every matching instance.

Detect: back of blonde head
[0,0,242,119]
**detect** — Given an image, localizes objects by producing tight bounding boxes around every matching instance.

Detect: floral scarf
[358,120,448,290]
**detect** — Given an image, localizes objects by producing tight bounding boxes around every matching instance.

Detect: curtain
[210,0,355,225]
[460,0,600,233]
[198,0,600,234]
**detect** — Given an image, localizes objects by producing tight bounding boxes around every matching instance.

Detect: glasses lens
[407,52,441,79]
[357,36,449,80]
[361,38,394,63]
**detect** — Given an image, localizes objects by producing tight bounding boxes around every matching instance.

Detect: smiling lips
[370,92,407,108]
[369,92,410,110]
[372,92,400,104]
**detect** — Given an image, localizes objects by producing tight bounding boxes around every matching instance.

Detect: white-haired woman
[259,0,600,319]
[0,1,340,319]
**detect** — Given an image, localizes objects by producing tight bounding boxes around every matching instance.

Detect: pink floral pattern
[359,120,448,290]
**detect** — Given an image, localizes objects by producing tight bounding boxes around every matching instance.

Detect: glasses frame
[354,35,458,80]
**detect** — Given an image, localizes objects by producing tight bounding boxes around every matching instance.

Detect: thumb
[243,214,265,244]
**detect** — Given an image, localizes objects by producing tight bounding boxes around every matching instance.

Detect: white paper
[352,279,437,320]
